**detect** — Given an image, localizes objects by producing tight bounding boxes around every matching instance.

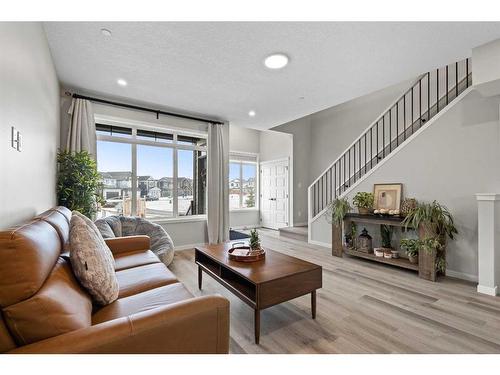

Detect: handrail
[307,73,427,190]
[308,58,471,221]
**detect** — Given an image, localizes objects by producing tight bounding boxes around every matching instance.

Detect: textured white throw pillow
[69,212,118,305]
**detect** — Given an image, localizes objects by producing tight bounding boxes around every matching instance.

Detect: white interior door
[260,159,289,230]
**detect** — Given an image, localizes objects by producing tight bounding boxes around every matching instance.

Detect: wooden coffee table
[195,242,322,344]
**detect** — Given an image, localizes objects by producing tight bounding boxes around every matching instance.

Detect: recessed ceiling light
[117,79,127,87]
[264,53,289,69]
[101,28,112,37]
[248,110,256,117]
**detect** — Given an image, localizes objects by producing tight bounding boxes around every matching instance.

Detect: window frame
[229,152,259,212]
[95,115,208,222]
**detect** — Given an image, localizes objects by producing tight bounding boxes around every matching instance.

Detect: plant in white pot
[353,192,374,215]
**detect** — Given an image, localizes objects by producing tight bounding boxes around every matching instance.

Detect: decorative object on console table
[353,192,374,215]
[357,228,373,253]
[403,200,458,281]
[401,198,418,217]
[325,197,351,257]
[373,183,402,212]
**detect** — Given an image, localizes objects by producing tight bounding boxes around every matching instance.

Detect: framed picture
[373,183,403,211]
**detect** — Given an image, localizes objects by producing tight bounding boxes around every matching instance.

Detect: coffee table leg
[254,309,260,345]
[311,290,317,319]
[198,266,202,290]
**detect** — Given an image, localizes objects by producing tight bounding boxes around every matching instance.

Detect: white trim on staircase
[308,86,474,226]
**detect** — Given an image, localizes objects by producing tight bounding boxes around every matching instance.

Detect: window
[229,153,258,210]
[96,141,132,218]
[96,122,207,220]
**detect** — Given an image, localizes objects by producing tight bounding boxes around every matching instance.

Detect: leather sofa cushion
[114,249,160,271]
[54,206,72,223]
[92,283,194,324]
[36,210,70,252]
[0,220,61,307]
[3,258,92,346]
[0,314,16,352]
[116,263,178,298]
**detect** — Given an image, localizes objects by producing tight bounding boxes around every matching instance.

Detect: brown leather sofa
[0,206,229,354]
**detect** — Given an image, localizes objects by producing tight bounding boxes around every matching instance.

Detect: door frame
[259,157,293,229]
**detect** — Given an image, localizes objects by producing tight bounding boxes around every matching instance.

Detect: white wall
[229,125,261,229]
[472,38,500,97]
[311,89,500,280]
[0,23,60,228]
[259,129,293,162]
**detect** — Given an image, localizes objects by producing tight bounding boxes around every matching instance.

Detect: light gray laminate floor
[169,229,500,354]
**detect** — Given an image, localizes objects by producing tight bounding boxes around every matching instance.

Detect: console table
[335,213,437,281]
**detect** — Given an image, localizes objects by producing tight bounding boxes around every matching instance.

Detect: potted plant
[400,238,419,264]
[353,192,374,215]
[403,200,458,280]
[249,229,261,253]
[56,150,103,219]
[326,197,351,256]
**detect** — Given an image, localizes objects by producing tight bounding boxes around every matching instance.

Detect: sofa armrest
[8,295,229,354]
[105,235,151,255]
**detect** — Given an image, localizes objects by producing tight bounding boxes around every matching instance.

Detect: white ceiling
[44,22,500,130]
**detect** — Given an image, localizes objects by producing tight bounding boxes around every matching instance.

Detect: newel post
[476,193,500,296]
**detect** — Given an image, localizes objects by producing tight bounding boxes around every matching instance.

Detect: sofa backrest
[0,207,92,350]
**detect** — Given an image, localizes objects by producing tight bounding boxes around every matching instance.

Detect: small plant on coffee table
[249,229,261,251]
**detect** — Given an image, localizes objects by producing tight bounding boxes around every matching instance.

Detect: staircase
[308,58,472,224]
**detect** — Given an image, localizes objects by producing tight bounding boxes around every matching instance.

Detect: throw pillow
[69,213,119,305]
[72,211,115,264]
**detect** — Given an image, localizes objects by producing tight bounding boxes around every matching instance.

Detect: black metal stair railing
[309,58,472,220]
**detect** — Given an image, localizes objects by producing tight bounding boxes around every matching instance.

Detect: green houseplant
[352,192,374,215]
[326,197,351,256]
[380,224,394,249]
[402,200,457,279]
[400,238,419,264]
[56,150,102,218]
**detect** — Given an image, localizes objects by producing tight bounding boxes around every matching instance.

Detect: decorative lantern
[358,228,373,253]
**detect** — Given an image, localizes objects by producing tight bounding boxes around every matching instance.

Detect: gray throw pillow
[69,213,119,305]
[73,211,115,265]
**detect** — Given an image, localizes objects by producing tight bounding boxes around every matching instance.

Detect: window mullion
[131,143,137,217]
[173,148,179,217]
[239,162,243,209]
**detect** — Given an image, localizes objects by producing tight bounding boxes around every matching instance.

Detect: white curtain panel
[66,98,96,156]
[207,122,229,244]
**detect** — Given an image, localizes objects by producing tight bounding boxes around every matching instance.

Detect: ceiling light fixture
[248,110,256,117]
[264,53,289,69]
[101,28,112,37]
[117,79,127,87]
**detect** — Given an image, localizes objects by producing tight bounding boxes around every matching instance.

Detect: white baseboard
[477,284,498,296]
[174,243,206,251]
[230,225,260,230]
[294,221,308,227]
[308,239,331,249]
[446,269,478,282]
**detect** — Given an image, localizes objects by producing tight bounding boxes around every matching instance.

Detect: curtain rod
[71,93,224,125]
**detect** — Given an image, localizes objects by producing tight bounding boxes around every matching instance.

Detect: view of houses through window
[96,124,207,220]
[229,155,258,210]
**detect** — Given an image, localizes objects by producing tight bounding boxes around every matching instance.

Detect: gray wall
[311,89,500,280]
[0,23,60,228]
[272,79,412,224]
